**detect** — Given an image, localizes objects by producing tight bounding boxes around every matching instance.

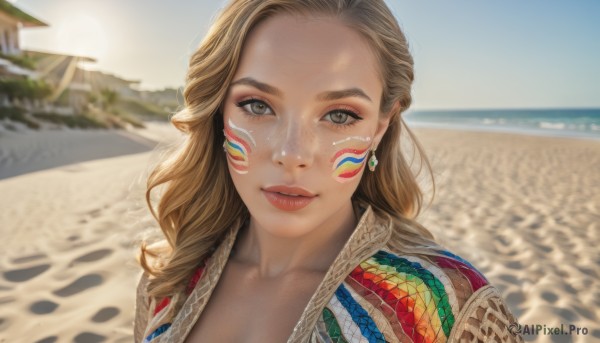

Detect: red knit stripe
[433,256,487,291]
[186,265,206,295]
[154,297,170,316]
[349,266,426,342]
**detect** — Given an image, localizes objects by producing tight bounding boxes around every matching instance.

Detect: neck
[232,201,358,278]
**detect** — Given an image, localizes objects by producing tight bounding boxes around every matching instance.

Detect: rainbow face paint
[331,137,372,183]
[224,119,256,174]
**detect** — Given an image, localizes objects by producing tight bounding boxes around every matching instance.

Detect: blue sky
[11,0,600,109]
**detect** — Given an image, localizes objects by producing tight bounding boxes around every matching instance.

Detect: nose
[271,119,315,170]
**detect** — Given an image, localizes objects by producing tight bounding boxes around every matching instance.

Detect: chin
[250,207,322,239]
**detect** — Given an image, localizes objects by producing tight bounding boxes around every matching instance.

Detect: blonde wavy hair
[138,0,438,319]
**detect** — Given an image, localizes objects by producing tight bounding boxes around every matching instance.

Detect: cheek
[329,136,372,183]
[224,119,257,175]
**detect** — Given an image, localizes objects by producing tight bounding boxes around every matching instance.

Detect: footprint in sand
[498,274,520,285]
[10,253,47,264]
[3,264,50,282]
[30,300,59,314]
[552,307,578,322]
[67,235,80,242]
[505,261,524,270]
[73,249,113,263]
[576,266,598,278]
[0,317,8,331]
[535,244,553,253]
[495,235,511,247]
[35,336,58,343]
[541,291,558,304]
[73,332,107,343]
[571,304,596,321]
[562,283,578,294]
[509,214,524,224]
[52,274,103,297]
[87,209,102,218]
[91,306,120,323]
[594,291,600,307]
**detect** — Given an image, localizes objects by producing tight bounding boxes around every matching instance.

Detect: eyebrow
[230,77,373,103]
[231,77,282,97]
[318,88,373,103]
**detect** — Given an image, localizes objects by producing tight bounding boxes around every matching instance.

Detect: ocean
[403,108,600,141]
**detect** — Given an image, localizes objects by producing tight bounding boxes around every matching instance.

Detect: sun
[55,13,108,59]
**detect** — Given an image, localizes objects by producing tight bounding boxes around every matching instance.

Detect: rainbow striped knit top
[140,250,488,343]
[135,205,503,343]
[317,249,488,342]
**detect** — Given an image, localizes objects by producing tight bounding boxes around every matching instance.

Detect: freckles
[330,136,372,183]
[224,119,256,175]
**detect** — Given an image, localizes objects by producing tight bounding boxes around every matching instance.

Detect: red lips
[262,185,317,211]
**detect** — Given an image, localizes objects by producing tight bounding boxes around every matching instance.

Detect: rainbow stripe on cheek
[224,126,254,174]
[331,147,369,182]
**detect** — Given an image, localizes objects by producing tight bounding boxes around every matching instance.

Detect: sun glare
[55,13,108,60]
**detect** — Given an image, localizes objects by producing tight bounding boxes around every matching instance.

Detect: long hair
[138,0,437,320]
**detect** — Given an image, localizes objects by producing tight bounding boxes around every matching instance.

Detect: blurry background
[0,0,598,342]
[12,0,600,107]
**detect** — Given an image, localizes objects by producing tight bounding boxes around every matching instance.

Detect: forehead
[233,13,382,101]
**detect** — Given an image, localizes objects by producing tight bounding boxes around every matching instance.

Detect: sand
[414,129,600,342]
[0,124,598,342]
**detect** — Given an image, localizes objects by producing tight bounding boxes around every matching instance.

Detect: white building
[0,1,47,79]
[0,1,47,56]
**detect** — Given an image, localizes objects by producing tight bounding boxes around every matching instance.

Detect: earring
[368,149,378,172]
[223,140,227,152]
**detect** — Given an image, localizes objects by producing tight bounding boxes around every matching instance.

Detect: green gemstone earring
[368,149,378,172]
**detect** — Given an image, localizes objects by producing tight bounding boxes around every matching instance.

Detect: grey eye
[330,112,348,124]
[250,102,269,115]
[236,99,272,116]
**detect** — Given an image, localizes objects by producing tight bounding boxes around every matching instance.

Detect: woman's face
[222,13,390,238]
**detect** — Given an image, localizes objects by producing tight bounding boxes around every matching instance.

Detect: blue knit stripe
[334,283,386,343]
[143,323,171,342]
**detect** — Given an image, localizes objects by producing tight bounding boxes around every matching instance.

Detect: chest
[184,262,326,343]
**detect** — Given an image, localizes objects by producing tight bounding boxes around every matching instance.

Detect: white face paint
[228,118,257,147]
[332,136,371,147]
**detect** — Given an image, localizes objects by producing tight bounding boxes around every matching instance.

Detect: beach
[414,129,600,342]
[0,124,598,342]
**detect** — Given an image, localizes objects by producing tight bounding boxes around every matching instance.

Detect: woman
[134,0,523,342]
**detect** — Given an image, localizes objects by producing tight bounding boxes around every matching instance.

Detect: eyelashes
[236,98,272,116]
[235,98,363,127]
[323,110,361,126]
